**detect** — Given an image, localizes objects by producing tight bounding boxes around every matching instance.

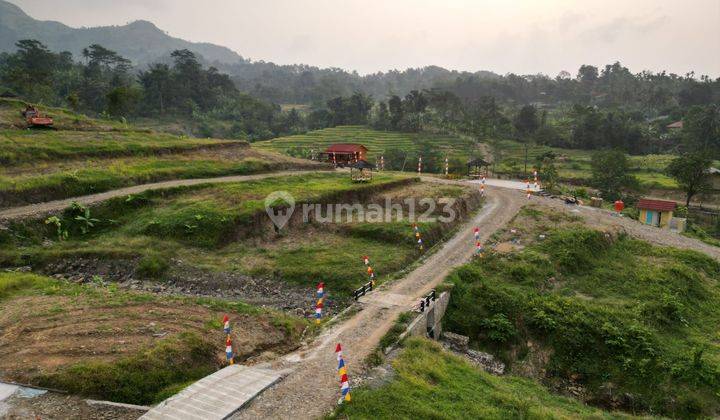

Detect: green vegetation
[0,271,304,405]
[0,104,323,206]
[444,223,720,417]
[0,129,233,165]
[255,125,477,163]
[38,332,217,405]
[333,338,632,419]
[1,173,446,294]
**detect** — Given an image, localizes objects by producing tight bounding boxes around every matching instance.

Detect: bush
[480,313,516,343]
[136,254,169,279]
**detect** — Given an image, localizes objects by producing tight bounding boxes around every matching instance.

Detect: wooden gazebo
[467,158,490,179]
[350,160,375,182]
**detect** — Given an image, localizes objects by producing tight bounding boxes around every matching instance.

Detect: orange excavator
[22,105,53,128]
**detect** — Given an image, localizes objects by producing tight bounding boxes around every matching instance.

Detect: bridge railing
[352,280,374,300]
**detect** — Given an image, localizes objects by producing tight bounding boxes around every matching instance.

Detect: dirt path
[230,185,525,419]
[537,197,720,261]
[0,170,325,220]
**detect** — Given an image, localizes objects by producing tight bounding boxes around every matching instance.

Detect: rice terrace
[0,0,719,419]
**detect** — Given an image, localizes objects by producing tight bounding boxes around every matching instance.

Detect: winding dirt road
[230,185,526,419]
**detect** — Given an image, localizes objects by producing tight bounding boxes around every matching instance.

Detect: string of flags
[315,282,325,325]
[413,223,424,251]
[362,255,376,287]
[222,314,234,365]
[473,227,484,257]
[336,343,352,403]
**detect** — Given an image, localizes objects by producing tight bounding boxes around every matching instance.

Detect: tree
[0,40,58,100]
[106,85,142,117]
[372,102,390,130]
[536,154,559,193]
[590,150,639,201]
[138,63,172,113]
[666,153,713,206]
[682,105,720,158]
[388,95,403,129]
[514,104,539,176]
[384,148,408,171]
[577,65,599,84]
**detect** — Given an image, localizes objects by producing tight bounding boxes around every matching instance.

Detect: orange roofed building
[319,144,368,166]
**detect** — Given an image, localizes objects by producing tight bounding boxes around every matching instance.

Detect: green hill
[254,125,482,162]
[443,206,720,417]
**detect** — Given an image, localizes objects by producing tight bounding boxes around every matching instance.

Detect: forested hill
[0,0,242,66]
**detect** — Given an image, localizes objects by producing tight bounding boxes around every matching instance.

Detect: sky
[10,0,720,77]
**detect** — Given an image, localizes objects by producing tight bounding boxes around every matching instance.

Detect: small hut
[350,160,375,182]
[637,199,676,228]
[467,158,490,179]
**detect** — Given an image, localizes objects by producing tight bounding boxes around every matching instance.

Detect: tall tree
[666,153,713,206]
[514,104,539,176]
[590,150,639,201]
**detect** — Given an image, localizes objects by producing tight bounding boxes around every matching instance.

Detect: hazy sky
[10,0,720,76]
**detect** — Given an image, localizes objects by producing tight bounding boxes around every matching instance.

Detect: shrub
[480,313,516,343]
[136,254,169,279]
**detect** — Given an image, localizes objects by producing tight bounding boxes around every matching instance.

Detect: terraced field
[493,139,684,189]
[0,112,323,207]
[255,126,695,190]
[254,125,481,162]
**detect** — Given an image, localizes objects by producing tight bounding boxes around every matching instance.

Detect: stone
[441,331,469,352]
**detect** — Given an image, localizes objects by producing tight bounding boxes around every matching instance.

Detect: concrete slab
[141,365,282,420]
[0,383,19,401]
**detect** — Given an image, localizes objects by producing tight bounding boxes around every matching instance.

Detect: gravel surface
[537,197,720,261]
[230,185,525,419]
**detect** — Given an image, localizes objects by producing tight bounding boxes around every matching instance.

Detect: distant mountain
[0,0,243,66]
[0,0,500,104]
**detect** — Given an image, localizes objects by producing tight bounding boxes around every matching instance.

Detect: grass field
[254,125,712,191]
[0,144,322,207]
[0,104,325,206]
[0,129,238,165]
[0,271,304,405]
[0,173,473,296]
[0,97,130,131]
[254,125,480,162]
[333,338,633,419]
[491,140,683,189]
[443,206,720,417]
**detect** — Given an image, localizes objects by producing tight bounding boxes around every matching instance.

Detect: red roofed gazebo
[319,144,368,167]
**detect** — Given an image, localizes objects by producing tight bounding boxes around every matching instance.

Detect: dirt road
[538,197,720,261]
[0,170,324,220]
[230,185,526,419]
